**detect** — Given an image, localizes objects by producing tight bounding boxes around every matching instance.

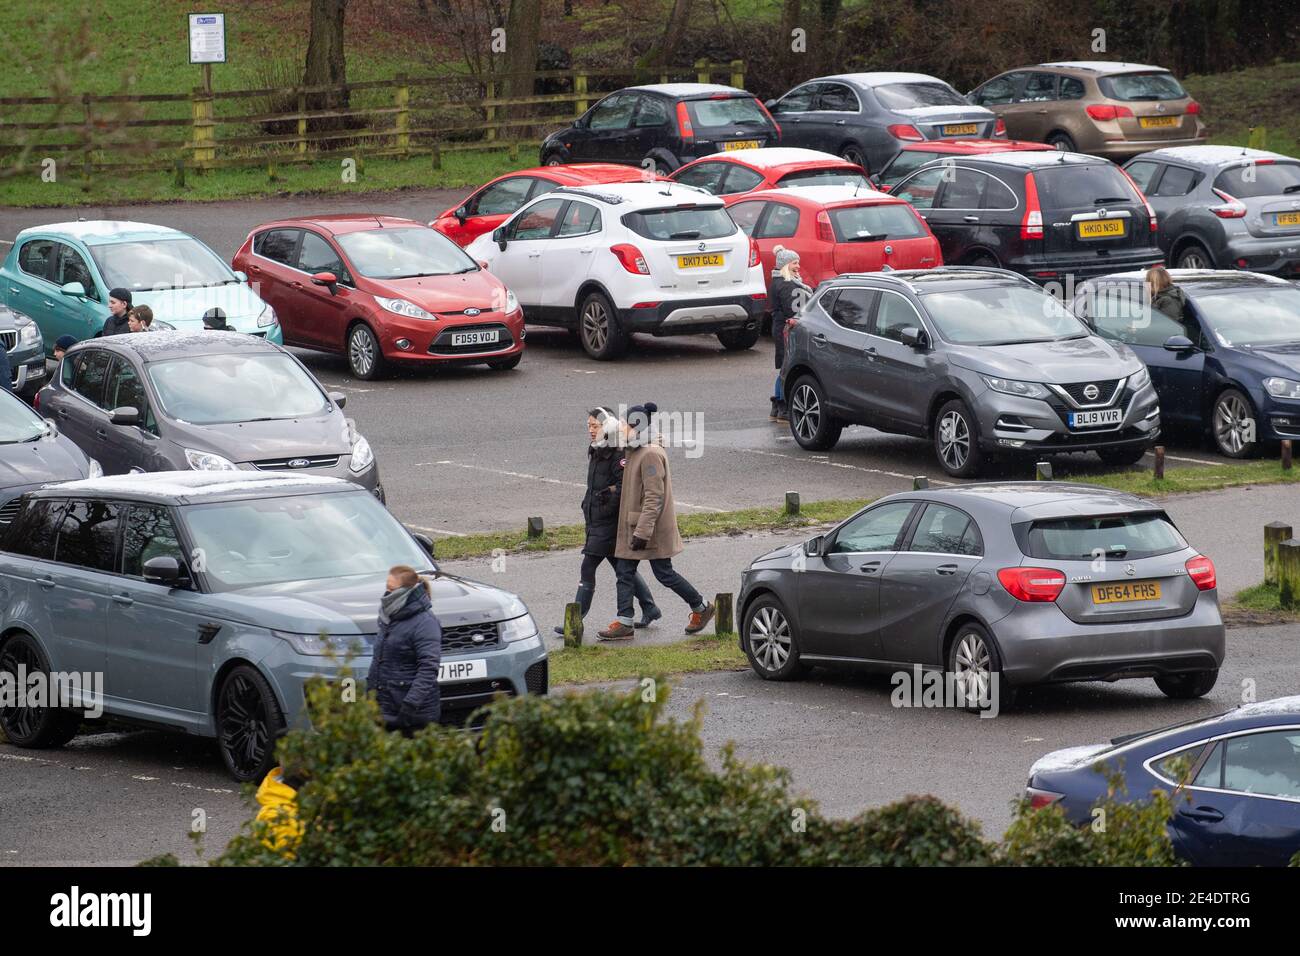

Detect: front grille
[1055,380,1123,408]
[442,621,500,652]
[525,659,549,695]
[427,323,514,355]
[252,455,341,470]
[0,331,15,350]
[0,498,21,525]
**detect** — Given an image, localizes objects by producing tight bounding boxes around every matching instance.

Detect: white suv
[467,181,767,359]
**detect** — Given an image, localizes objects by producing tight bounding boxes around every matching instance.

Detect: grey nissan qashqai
[0,472,548,782]
[780,267,1161,477]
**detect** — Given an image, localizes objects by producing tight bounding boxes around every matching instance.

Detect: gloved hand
[630,536,648,552]
[397,703,419,727]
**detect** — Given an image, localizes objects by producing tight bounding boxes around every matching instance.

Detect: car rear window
[621,206,736,241]
[829,204,927,242]
[1021,513,1187,562]
[777,168,871,189]
[1032,163,1140,210]
[1214,161,1300,200]
[686,96,770,128]
[873,82,970,110]
[1097,72,1188,102]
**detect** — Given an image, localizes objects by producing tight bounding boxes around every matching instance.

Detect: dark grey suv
[781,267,1160,477]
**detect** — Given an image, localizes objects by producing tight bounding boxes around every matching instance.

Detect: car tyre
[947,622,1016,714]
[967,253,1000,268]
[1155,669,1218,699]
[0,634,80,748]
[717,326,760,351]
[542,151,565,167]
[1047,132,1076,152]
[347,322,387,380]
[1211,387,1258,458]
[788,375,843,450]
[1097,444,1149,467]
[216,664,285,784]
[1175,242,1214,270]
[934,398,985,478]
[487,354,523,371]
[840,145,868,172]
[742,594,809,681]
[578,291,628,360]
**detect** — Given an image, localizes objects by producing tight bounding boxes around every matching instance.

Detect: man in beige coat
[598,403,715,641]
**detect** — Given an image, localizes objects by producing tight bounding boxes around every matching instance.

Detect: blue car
[1072,269,1300,458]
[0,221,283,354]
[1026,697,1300,866]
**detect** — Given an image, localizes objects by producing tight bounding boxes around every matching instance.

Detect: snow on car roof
[43,470,348,501]
[1038,61,1168,74]
[711,147,849,168]
[626,83,746,97]
[823,72,947,87]
[1082,268,1291,286]
[554,180,718,207]
[1133,144,1292,167]
[1028,743,1112,777]
[957,150,1101,169]
[894,104,991,117]
[1228,696,1300,718]
[71,328,284,362]
[760,184,887,205]
[16,220,188,245]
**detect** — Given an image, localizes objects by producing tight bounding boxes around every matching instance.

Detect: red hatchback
[874,138,1053,190]
[232,215,526,380]
[724,185,943,286]
[430,163,663,247]
[668,147,871,197]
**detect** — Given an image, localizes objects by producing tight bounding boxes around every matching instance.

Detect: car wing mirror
[233,270,248,282]
[109,405,140,427]
[60,281,87,298]
[328,390,347,409]
[411,531,437,560]
[454,206,468,223]
[877,182,893,193]
[142,555,189,587]
[804,535,825,557]
[311,271,339,294]
[492,227,508,251]
[900,326,928,349]
[1163,334,1195,353]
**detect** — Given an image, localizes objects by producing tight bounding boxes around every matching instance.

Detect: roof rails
[829,265,1038,293]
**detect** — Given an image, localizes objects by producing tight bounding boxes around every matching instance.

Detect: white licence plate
[451,330,500,347]
[1069,408,1123,428]
[439,658,487,683]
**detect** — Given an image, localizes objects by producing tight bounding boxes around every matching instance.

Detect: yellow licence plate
[1139,115,1180,129]
[1092,580,1162,604]
[1276,212,1300,226]
[677,253,724,269]
[1078,219,1126,239]
[722,140,761,151]
[943,123,979,135]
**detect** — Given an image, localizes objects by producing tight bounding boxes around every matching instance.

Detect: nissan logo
[287,458,312,469]
[464,307,481,316]
[1083,383,1100,401]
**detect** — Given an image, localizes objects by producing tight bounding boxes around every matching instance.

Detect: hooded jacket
[581,443,628,556]
[769,273,811,369]
[1151,285,1188,323]
[366,585,442,725]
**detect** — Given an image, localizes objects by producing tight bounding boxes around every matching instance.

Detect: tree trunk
[640,0,694,69]
[780,0,802,87]
[303,0,349,115]
[500,0,542,135]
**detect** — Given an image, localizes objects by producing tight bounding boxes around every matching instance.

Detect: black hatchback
[539,83,779,175]
[888,151,1164,286]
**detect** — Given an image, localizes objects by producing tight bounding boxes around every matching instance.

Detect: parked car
[1072,269,1300,458]
[539,83,779,174]
[767,73,1003,176]
[1026,698,1300,866]
[969,61,1207,158]
[781,267,1160,476]
[669,147,871,196]
[724,185,942,287]
[0,301,47,399]
[430,163,662,247]
[889,150,1164,283]
[0,221,282,351]
[37,330,383,499]
[737,483,1224,708]
[1123,146,1300,276]
[0,386,99,528]
[467,181,767,359]
[232,215,525,379]
[873,138,1053,191]
[0,472,548,781]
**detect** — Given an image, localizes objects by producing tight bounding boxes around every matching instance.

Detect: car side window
[4,499,66,560]
[471,177,537,216]
[18,239,55,280]
[122,504,185,579]
[971,73,1023,107]
[1153,744,1207,785]
[1087,286,1188,348]
[893,167,947,210]
[773,84,817,114]
[674,162,731,194]
[71,348,113,407]
[106,358,158,434]
[508,198,566,240]
[936,168,987,209]
[871,291,924,343]
[755,202,799,239]
[1210,731,1300,799]
[828,288,876,333]
[634,96,670,127]
[721,166,764,195]
[557,201,602,237]
[588,95,635,130]
[1125,161,1160,194]
[55,243,98,300]
[255,229,300,266]
[982,176,1017,210]
[1059,76,1086,100]
[1152,165,1199,197]
[297,232,351,283]
[60,352,80,387]
[818,83,859,112]
[1020,72,1058,102]
[53,499,121,573]
[728,200,766,236]
[908,503,981,555]
[832,502,916,554]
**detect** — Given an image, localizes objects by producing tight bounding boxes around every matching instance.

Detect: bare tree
[303,0,349,112]
[640,0,695,69]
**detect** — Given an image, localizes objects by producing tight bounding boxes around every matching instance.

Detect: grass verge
[1075,460,1300,497]
[1224,582,1300,627]
[548,632,746,685]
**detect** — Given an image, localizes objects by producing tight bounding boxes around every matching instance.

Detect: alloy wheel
[952,631,992,706]
[938,410,971,470]
[0,640,43,740]
[581,300,609,353]
[1179,248,1209,269]
[791,383,820,442]
[749,605,792,672]
[349,326,375,378]
[1214,392,1253,455]
[219,673,270,779]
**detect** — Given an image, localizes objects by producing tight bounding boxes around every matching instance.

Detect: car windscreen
[920,285,1088,345]
[1032,164,1139,209]
[1022,513,1187,561]
[90,238,236,291]
[829,203,927,242]
[1098,72,1188,101]
[147,352,330,425]
[1193,286,1300,347]
[335,227,477,279]
[1213,161,1300,199]
[686,96,770,128]
[776,169,871,189]
[621,205,736,241]
[0,389,49,443]
[873,82,970,110]
[183,491,430,591]
[880,150,940,185]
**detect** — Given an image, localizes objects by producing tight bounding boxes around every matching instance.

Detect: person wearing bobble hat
[598,402,714,641]
[102,288,134,336]
[768,245,811,423]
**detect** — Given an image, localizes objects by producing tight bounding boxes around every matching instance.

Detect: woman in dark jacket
[368,565,441,734]
[554,407,659,634]
[768,246,812,422]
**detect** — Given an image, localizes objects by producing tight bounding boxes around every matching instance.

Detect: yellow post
[191,86,216,168]
[394,74,410,154]
[297,90,307,155]
[695,58,710,84]
[575,72,588,115]
[485,78,497,142]
[731,59,745,89]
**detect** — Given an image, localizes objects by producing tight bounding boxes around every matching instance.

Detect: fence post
[730,59,745,88]
[431,144,442,171]
[527,516,544,538]
[296,90,308,156]
[563,602,583,647]
[574,71,588,115]
[783,492,800,516]
[1279,539,1300,610]
[1282,439,1293,470]
[190,85,215,169]
[1264,521,1292,587]
[1035,461,1053,481]
[80,93,94,191]
[695,57,710,84]
[485,78,497,142]
[715,593,734,635]
[394,74,410,154]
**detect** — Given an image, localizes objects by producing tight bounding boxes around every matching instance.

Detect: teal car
[0,221,283,355]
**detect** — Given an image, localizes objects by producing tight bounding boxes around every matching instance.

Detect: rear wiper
[669,231,702,239]
[1093,196,1129,204]
[1283,184,1300,194]
[846,233,888,243]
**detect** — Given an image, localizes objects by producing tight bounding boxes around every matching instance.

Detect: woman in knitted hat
[768,246,811,423]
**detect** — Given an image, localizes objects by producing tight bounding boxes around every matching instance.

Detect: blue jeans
[615,557,704,625]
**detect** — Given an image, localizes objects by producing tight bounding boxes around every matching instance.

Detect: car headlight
[1265,377,1300,400]
[499,613,538,643]
[257,304,278,328]
[272,630,371,657]
[375,296,433,320]
[16,317,42,348]
[505,289,518,313]
[87,457,103,479]
[1128,365,1150,390]
[981,376,1049,399]
[184,448,238,471]
[349,433,375,473]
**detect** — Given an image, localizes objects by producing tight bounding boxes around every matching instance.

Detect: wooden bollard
[1283,439,1293,471]
[913,476,929,490]
[431,145,443,171]
[1035,461,1053,481]
[714,592,734,635]
[562,601,583,647]
[1265,521,1293,587]
[1153,445,1165,480]
[173,158,186,188]
[527,516,544,538]
[1278,539,1300,610]
[784,492,800,516]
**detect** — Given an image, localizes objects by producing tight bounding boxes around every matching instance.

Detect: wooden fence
[0,60,746,181]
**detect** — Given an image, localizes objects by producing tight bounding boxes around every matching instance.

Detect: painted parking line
[406,524,467,538]
[734,446,957,486]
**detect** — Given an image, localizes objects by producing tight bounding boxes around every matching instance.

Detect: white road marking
[0,239,13,246]
[407,524,467,538]
[1161,453,1224,466]
[735,447,957,486]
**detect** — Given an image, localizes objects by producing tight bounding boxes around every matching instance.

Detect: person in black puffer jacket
[768,246,812,423]
[368,565,441,734]
[554,407,659,635]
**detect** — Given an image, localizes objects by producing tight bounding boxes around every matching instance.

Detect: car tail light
[1210,187,1247,218]
[32,390,40,410]
[1186,555,1217,591]
[1117,165,1159,232]
[610,243,650,275]
[816,209,836,242]
[748,236,760,268]
[1185,100,1201,115]
[755,98,781,140]
[998,567,1066,602]
[675,102,694,141]
[1085,104,1134,121]
[1020,172,1043,240]
[994,117,1007,136]
[1026,786,1065,809]
[887,124,924,142]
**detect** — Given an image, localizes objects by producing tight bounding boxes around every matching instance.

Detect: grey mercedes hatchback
[738,483,1224,710]
[0,472,547,781]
